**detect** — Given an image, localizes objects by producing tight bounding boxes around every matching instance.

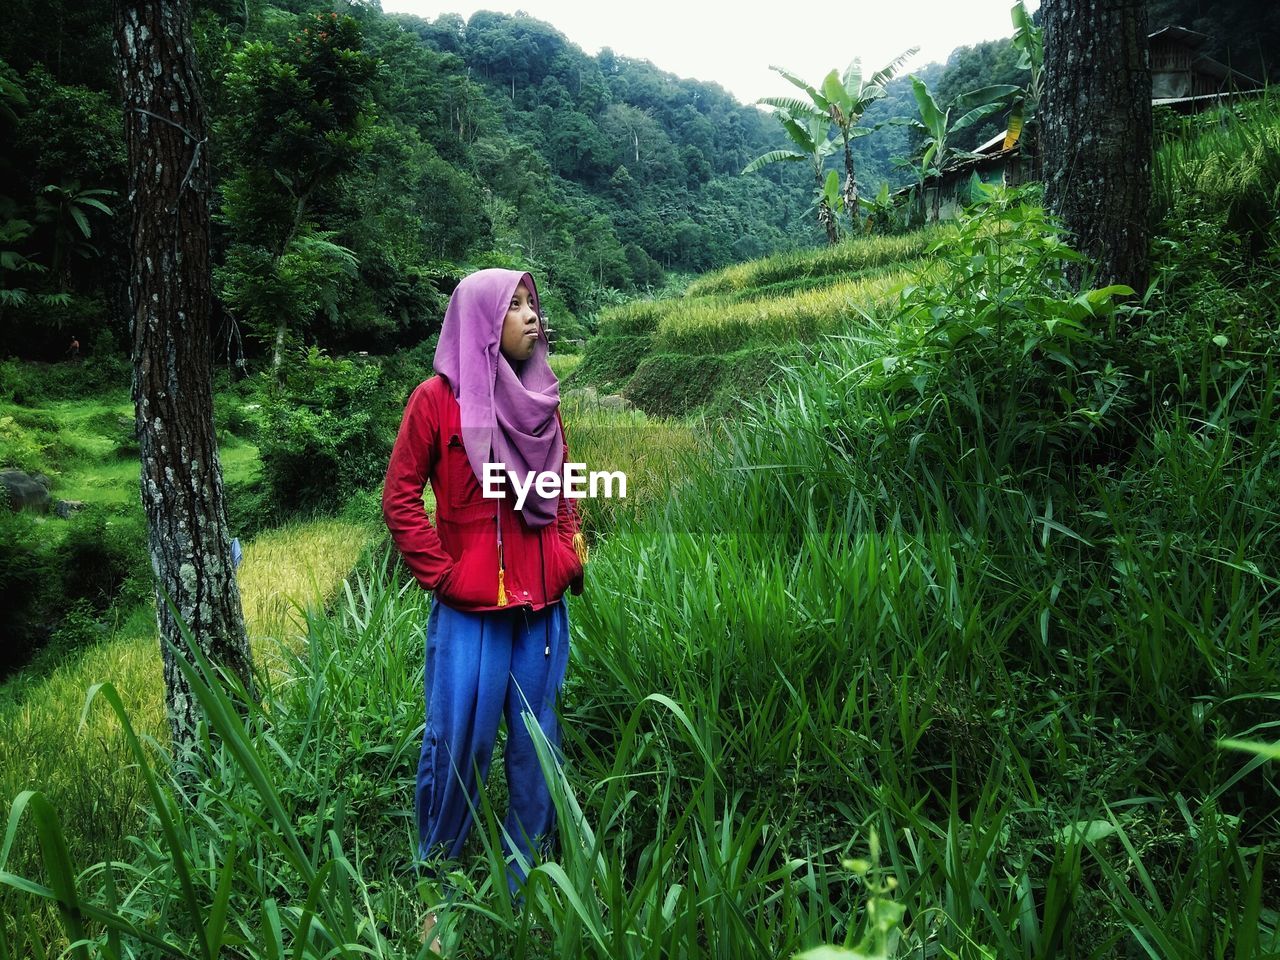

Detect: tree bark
[114,0,257,758]
[841,136,860,235]
[814,169,839,246]
[1041,0,1152,294]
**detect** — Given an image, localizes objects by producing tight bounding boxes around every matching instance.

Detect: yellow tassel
[572,531,589,566]
[497,565,507,606]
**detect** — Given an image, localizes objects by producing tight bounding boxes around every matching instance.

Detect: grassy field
[0,390,261,507]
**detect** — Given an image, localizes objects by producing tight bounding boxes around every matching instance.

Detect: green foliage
[256,347,399,516]
[0,501,147,676]
[0,350,129,405]
[564,334,653,393]
[1152,92,1280,257]
[621,352,724,418]
[761,49,919,235]
[0,412,53,472]
[860,184,1140,483]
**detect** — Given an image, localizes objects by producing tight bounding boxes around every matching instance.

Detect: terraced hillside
[568,227,950,417]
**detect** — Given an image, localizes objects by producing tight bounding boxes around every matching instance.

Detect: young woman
[381,268,588,952]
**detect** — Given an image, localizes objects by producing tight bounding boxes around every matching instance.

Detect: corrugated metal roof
[1149,25,1210,48]
[1153,89,1265,107]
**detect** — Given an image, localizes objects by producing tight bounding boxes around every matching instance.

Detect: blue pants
[415,594,570,897]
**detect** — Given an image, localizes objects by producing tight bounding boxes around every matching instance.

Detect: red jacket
[382,375,585,612]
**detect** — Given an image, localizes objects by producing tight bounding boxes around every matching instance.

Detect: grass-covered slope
[569,227,950,418]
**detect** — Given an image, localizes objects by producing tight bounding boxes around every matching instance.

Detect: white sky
[380,1,1041,107]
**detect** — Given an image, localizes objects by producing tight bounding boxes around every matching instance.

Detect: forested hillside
[1,0,823,363]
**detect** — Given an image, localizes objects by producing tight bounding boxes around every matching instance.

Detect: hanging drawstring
[539,536,549,656]
[496,501,507,607]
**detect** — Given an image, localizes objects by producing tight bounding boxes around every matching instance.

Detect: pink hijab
[433,268,563,528]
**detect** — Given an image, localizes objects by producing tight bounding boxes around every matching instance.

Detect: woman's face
[499,281,541,364]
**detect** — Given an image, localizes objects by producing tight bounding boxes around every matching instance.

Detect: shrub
[0,499,147,677]
[378,334,439,405]
[0,495,56,675]
[213,389,259,444]
[0,414,54,473]
[0,359,42,404]
[704,345,807,420]
[59,504,149,606]
[855,183,1142,486]
[257,347,400,516]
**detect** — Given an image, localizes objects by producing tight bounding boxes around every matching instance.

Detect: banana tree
[761,48,919,235]
[743,106,841,244]
[34,182,116,291]
[955,2,1044,154]
[905,77,1007,222]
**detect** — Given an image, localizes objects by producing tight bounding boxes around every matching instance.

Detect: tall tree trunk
[1041,0,1151,294]
[814,169,839,246]
[842,134,860,235]
[114,0,258,758]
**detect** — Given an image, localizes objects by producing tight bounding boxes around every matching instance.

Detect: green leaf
[77,198,114,216]
[742,150,805,175]
[768,65,826,109]
[1053,819,1118,844]
[1220,738,1280,760]
[821,69,846,108]
[953,100,1007,133]
[778,113,819,152]
[910,76,943,130]
[954,84,1021,110]
[823,169,841,204]
[757,96,820,118]
[840,57,864,95]
[866,47,919,90]
[70,207,91,239]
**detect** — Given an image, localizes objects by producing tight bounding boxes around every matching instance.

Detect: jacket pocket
[444,433,494,522]
[544,532,584,602]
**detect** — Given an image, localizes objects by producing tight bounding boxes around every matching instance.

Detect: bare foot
[420,910,444,956]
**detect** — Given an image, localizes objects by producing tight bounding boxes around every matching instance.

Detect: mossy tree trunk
[113,0,257,757]
[1041,0,1152,294]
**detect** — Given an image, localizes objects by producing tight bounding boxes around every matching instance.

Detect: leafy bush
[0,359,42,404]
[256,347,400,516]
[1134,211,1280,424]
[378,334,440,404]
[853,184,1142,485]
[703,344,805,420]
[58,504,148,606]
[0,499,147,677]
[0,414,53,473]
[212,389,259,444]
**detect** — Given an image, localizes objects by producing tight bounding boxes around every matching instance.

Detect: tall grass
[0,519,373,951]
[683,227,949,298]
[6,126,1280,960]
[1152,88,1280,247]
[8,360,1276,955]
